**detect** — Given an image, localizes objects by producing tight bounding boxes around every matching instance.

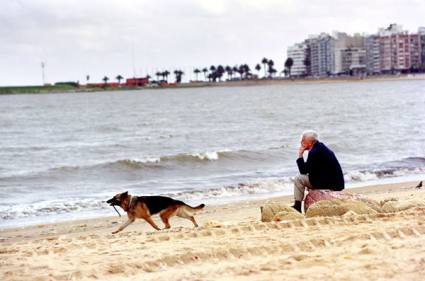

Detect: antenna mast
[41,61,46,85]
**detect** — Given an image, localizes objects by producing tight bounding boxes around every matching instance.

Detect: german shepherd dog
[106,191,205,234]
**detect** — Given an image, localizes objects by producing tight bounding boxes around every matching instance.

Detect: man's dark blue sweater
[296,141,344,191]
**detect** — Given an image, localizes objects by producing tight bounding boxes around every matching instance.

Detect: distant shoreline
[1,74,425,95]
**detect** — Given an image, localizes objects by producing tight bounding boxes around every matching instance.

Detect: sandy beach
[1,181,424,281]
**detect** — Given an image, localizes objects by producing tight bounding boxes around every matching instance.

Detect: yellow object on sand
[305,199,378,217]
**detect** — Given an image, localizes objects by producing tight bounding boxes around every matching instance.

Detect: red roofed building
[125,77,149,87]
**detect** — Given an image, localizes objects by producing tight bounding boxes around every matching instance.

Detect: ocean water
[1,80,424,228]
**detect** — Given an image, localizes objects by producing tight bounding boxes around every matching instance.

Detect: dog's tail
[185,203,205,210]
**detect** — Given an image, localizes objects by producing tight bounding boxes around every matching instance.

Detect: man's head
[300,130,318,150]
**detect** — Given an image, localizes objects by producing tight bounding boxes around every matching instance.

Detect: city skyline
[1,0,425,86]
[287,24,425,78]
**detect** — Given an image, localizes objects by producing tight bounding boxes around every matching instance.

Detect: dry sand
[1,181,424,281]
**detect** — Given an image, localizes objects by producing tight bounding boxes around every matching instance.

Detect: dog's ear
[120,191,128,198]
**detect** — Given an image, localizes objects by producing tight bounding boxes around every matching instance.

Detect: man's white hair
[301,130,319,141]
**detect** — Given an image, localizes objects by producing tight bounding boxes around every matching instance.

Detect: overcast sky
[1,0,424,86]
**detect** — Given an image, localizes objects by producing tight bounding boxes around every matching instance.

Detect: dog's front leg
[143,216,161,231]
[112,218,135,234]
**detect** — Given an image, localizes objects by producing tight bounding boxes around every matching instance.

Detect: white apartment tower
[287,43,307,76]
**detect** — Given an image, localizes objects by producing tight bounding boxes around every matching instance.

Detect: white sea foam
[190,151,219,161]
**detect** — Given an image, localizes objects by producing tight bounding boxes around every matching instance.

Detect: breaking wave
[345,157,425,182]
[50,149,269,172]
[164,180,291,201]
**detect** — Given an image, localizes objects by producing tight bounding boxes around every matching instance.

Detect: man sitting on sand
[292,130,344,213]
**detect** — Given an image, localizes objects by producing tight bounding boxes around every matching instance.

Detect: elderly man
[292,130,344,213]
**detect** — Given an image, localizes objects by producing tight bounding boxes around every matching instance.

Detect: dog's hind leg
[160,207,177,229]
[142,216,161,231]
[189,216,199,227]
[112,218,135,234]
[176,207,199,227]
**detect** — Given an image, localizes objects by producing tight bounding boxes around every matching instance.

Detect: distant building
[419,28,425,70]
[376,24,423,73]
[409,34,422,71]
[125,77,149,87]
[378,25,421,72]
[307,33,334,77]
[287,43,308,76]
[331,32,365,75]
[341,48,367,76]
[331,32,349,74]
[365,35,381,74]
[379,35,393,72]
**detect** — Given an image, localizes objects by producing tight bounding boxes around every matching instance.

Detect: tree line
[93,57,295,86]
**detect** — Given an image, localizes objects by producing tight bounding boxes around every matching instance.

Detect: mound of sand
[203,220,224,228]
[260,203,303,222]
[273,210,304,221]
[305,190,382,213]
[305,199,378,218]
[381,198,425,213]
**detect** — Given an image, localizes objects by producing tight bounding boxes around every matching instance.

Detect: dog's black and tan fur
[107,191,205,234]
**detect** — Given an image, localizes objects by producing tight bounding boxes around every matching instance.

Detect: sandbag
[304,189,380,212]
[260,203,302,222]
[305,199,378,217]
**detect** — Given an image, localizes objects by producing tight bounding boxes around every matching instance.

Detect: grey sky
[1,0,424,86]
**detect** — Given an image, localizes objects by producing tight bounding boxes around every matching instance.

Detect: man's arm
[297,157,307,174]
[296,145,308,174]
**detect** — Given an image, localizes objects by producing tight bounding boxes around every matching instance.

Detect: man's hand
[298,145,306,158]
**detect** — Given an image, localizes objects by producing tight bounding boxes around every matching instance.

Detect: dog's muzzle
[106,198,119,206]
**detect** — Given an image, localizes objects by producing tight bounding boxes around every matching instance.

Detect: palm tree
[255,64,261,77]
[116,75,123,86]
[174,70,184,83]
[162,70,170,82]
[284,58,294,77]
[193,68,201,81]
[267,59,275,78]
[155,71,162,82]
[237,65,245,79]
[261,57,268,78]
[216,65,225,81]
[102,76,109,88]
[243,64,251,79]
[202,68,208,81]
[225,66,233,80]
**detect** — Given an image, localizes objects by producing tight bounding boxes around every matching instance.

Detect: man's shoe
[292,200,302,213]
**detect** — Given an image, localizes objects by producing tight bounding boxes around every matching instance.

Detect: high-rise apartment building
[341,48,367,75]
[365,35,381,74]
[287,43,308,76]
[419,27,425,70]
[331,32,365,74]
[307,33,334,77]
[409,34,421,70]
